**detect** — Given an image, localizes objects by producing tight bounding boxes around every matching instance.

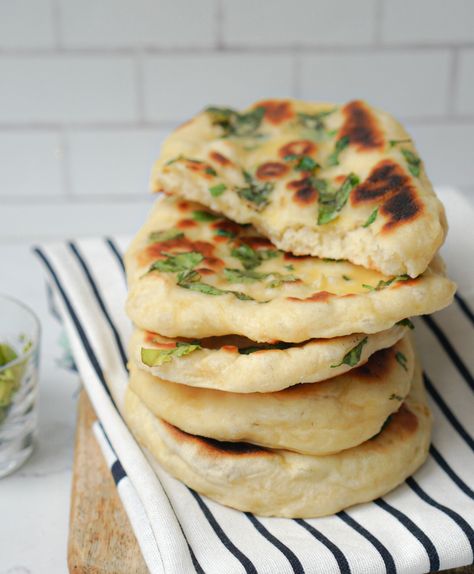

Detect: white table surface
[0,189,472,574]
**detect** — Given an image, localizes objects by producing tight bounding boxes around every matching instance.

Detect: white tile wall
[0,56,137,124]
[0,0,55,49]
[68,129,167,196]
[300,50,451,118]
[143,54,294,121]
[381,0,474,44]
[0,0,473,241]
[222,0,377,47]
[59,0,217,48]
[0,131,62,197]
[455,50,474,115]
[408,123,474,187]
[0,200,154,242]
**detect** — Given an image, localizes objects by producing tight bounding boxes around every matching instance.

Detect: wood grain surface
[67,390,148,574]
[66,389,473,574]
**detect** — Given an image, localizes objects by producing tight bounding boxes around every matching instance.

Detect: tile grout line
[373,0,384,46]
[51,0,62,50]
[215,0,224,50]
[1,117,474,132]
[59,128,72,197]
[134,50,146,123]
[0,195,155,205]
[446,48,460,117]
[292,51,301,98]
[0,44,474,57]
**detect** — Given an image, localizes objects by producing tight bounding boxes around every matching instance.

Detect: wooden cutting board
[67,389,473,574]
[67,390,148,573]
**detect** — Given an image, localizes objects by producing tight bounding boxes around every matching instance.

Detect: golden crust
[125,196,455,343]
[124,362,431,518]
[151,99,446,277]
[129,336,414,455]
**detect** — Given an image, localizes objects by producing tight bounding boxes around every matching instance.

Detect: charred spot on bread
[352,160,423,231]
[279,140,317,159]
[209,150,233,166]
[256,162,290,180]
[256,100,294,125]
[340,100,384,151]
[381,187,423,231]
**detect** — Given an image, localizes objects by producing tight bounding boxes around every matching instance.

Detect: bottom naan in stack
[124,361,430,518]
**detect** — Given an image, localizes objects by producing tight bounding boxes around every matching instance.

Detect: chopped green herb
[0,343,21,424]
[312,178,329,194]
[389,393,404,401]
[149,251,203,273]
[285,264,295,271]
[284,154,320,172]
[389,139,411,148]
[209,183,227,197]
[0,344,19,367]
[215,228,236,239]
[322,257,344,262]
[362,208,378,228]
[395,351,408,371]
[192,210,220,222]
[331,337,368,368]
[401,148,421,177]
[396,318,415,330]
[21,338,32,354]
[238,341,294,355]
[266,273,297,288]
[317,173,360,225]
[177,269,254,300]
[166,155,201,166]
[205,166,217,176]
[206,106,265,138]
[224,268,268,283]
[231,243,278,270]
[342,274,351,281]
[362,274,410,291]
[297,109,337,140]
[165,155,184,166]
[148,229,184,243]
[236,170,274,210]
[141,341,202,367]
[327,136,350,166]
[164,155,216,176]
[224,268,296,287]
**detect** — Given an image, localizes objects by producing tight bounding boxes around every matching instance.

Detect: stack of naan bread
[124,99,456,518]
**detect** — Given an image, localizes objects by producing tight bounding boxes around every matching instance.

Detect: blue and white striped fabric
[34,188,474,574]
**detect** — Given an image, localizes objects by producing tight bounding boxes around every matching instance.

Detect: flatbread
[129,336,414,455]
[124,361,431,518]
[151,99,446,277]
[125,195,455,343]
[131,322,407,393]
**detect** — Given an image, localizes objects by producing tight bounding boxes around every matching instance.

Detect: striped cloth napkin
[35,188,474,574]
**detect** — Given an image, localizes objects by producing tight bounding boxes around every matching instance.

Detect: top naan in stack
[151,99,446,278]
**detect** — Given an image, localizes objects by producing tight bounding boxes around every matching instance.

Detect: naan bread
[131,323,407,393]
[129,336,414,455]
[125,195,455,342]
[124,362,431,518]
[151,99,446,277]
